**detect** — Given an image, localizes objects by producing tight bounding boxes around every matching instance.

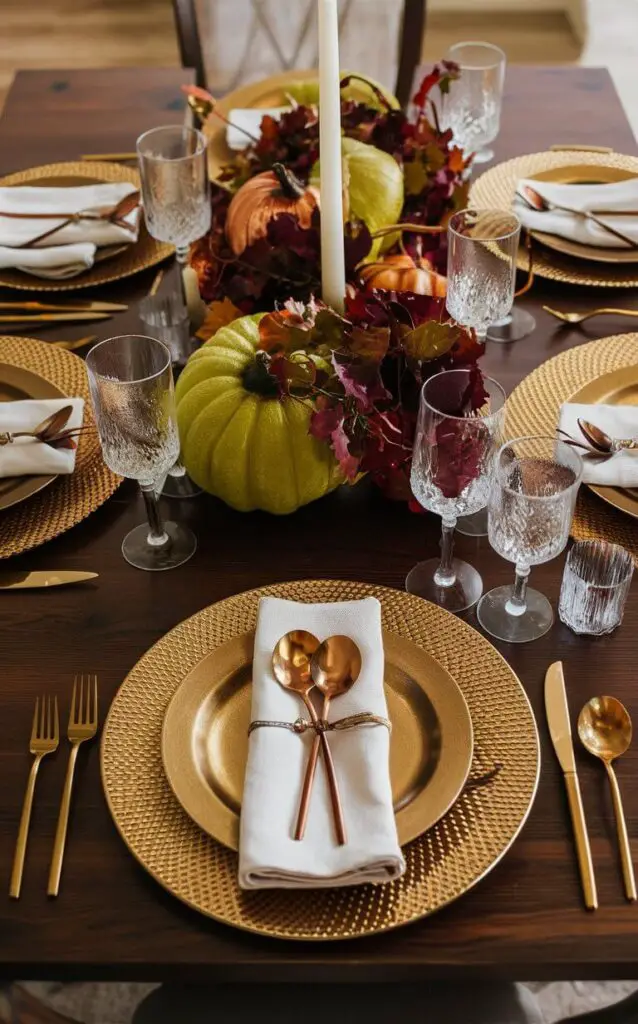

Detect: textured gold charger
[0,162,172,292]
[471,150,638,287]
[101,580,539,941]
[506,333,638,562]
[0,336,120,558]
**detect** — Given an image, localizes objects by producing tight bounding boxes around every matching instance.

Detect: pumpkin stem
[272,163,307,200]
[242,351,281,397]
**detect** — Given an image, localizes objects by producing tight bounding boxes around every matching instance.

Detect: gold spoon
[518,185,638,249]
[271,631,344,844]
[297,636,363,845]
[578,419,638,455]
[578,696,636,902]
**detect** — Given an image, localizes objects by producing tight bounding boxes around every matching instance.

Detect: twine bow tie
[248,711,391,737]
[0,191,140,248]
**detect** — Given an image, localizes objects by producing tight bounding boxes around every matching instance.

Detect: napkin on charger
[0,399,84,478]
[227,107,289,150]
[558,402,638,486]
[514,177,638,248]
[238,596,405,889]
[0,182,141,279]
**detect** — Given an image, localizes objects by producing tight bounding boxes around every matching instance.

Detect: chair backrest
[172,0,426,107]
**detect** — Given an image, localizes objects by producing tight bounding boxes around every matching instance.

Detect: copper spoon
[271,631,345,844]
[295,636,363,845]
[578,418,638,454]
[578,697,636,902]
[518,184,638,249]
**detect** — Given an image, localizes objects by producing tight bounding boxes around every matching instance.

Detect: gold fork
[544,305,638,325]
[9,696,59,898]
[47,675,98,897]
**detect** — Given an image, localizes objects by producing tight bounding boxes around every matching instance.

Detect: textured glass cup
[407,369,506,613]
[447,209,521,343]
[86,335,197,570]
[559,540,634,635]
[478,436,582,642]
[136,126,211,265]
[442,41,506,163]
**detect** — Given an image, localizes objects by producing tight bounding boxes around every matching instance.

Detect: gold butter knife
[0,571,98,589]
[550,144,613,153]
[53,335,98,352]
[80,152,137,162]
[0,313,111,325]
[0,301,127,312]
[545,661,598,910]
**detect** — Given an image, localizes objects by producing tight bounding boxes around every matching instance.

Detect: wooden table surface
[1,65,638,983]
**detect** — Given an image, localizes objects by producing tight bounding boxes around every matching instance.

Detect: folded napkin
[514,177,638,248]
[0,399,84,478]
[558,402,638,486]
[239,596,405,889]
[0,182,141,278]
[227,107,289,150]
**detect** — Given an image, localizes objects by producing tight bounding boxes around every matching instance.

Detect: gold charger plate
[205,69,318,180]
[471,150,638,286]
[102,580,539,941]
[0,362,64,511]
[505,332,638,562]
[0,162,173,292]
[569,366,638,520]
[0,336,120,558]
[162,629,474,852]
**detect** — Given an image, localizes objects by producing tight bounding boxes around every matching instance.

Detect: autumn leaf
[402,320,462,362]
[412,69,442,109]
[310,397,344,440]
[347,325,390,363]
[258,310,312,354]
[331,419,361,481]
[404,159,429,197]
[268,352,317,396]
[196,298,242,342]
[448,146,465,175]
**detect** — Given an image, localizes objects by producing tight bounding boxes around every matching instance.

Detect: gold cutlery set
[546,661,635,909]
[1,298,127,327]
[10,675,99,899]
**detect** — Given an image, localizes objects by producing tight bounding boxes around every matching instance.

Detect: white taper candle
[318,0,346,313]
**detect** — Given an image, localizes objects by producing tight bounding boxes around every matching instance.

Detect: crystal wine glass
[86,335,197,571]
[406,368,506,613]
[442,41,506,164]
[477,435,583,643]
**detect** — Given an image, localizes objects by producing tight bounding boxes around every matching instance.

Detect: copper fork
[10,696,59,898]
[47,675,98,897]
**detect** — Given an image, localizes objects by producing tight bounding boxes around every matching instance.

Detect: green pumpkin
[287,72,400,112]
[175,314,342,514]
[310,137,404,260]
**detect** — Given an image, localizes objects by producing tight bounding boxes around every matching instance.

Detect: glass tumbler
[442,41,506,163]
[86,335,197,571]
[477,436,583,642]
[407,369,506,613]
[559,540,634,635]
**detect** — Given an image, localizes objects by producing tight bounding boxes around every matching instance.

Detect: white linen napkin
[514,177,638,248]
[238,596,405,889]
[558,402,638,485]
[0,399,84,477]
[227,107,289,150]
[0,182,141,278]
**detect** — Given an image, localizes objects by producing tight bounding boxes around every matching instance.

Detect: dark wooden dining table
[1,64,638,984]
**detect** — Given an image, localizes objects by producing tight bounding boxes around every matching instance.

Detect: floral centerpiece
[176,65,485,512]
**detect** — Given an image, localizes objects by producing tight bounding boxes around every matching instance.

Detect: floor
[1,1,637,1020]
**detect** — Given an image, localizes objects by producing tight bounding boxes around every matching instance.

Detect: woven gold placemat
[101,580,539,941]
[471,150,638,287]
[0,336,120,558]
[506,333,638,561]
[0,162,172,292]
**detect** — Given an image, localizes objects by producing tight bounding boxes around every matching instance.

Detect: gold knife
[80,152,137,162]
[53,335,98,352]
[545,661,598,910]
[0,301,127,312]
[0,313,111,325]
[0,571,98,589]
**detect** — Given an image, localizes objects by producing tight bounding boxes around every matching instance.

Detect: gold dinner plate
[570,365,638,520]
[205,69,318,180]
[0,162,173,292]
[0,362,64,511]
[471,150,638,287]
[529,164,638,265]
[162,629,474,852]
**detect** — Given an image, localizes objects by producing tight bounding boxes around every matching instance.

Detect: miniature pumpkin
[225,163,319,256]
[360,253,447,297]
[175,314,342,514]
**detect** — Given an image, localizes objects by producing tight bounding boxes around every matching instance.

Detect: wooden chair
[172,0,427,107]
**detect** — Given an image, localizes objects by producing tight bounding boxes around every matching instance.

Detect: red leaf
[413,69,442,110]
[331,419,360,481]
[309,398,343,441]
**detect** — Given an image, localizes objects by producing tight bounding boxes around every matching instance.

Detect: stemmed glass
[86,335,197,571]
[136,125,211,498]
[442,41,506,164]
[477,436,583,643]
[406,369,506,613]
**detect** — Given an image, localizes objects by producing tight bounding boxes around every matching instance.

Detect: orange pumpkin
[360,253,447,297]
[225,163,320,256]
